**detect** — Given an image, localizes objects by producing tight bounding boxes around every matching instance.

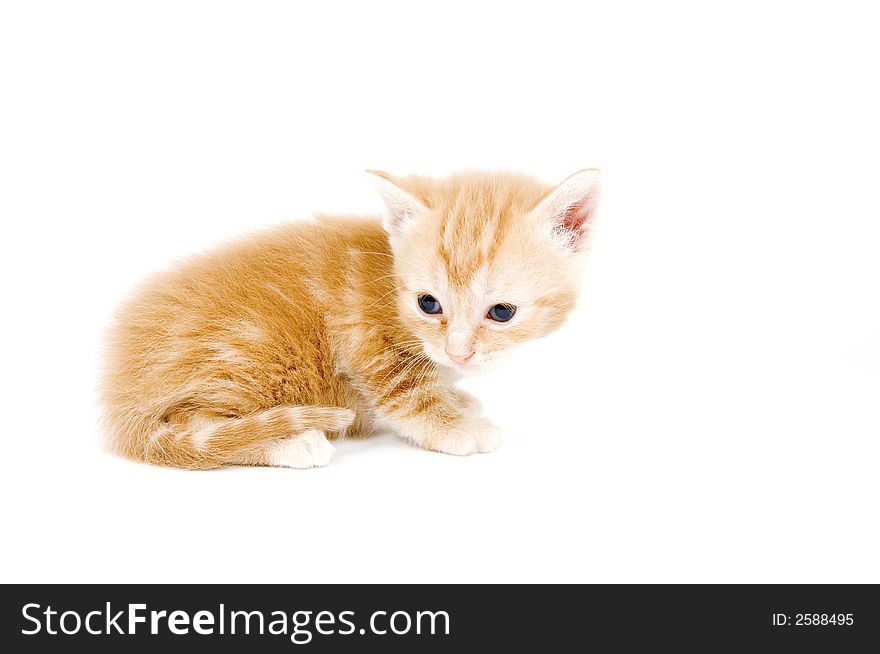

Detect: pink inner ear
[557,201,591,249]
[561,202,589,233]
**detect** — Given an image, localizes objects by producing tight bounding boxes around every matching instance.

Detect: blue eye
[417,294,443,315]
[488,304,516,322]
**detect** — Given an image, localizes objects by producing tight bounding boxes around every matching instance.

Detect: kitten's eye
[487,304,516,322]
[417,294,443,315]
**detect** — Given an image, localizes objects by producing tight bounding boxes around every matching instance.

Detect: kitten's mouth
[422,343,488,372]
[444,354,490,373]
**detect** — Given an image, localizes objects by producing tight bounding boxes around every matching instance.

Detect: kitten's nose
[446,349,475,365]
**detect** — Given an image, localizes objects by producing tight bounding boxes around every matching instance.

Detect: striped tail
[123,405,355,470]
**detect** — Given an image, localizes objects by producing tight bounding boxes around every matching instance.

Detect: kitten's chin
[460,355,504,375]
[442,360,488,376]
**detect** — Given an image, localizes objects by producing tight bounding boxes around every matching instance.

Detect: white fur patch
[264,430,335,469]
[189,422,215,449]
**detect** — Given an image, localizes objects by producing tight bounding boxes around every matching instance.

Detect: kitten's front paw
[430,418,502,456]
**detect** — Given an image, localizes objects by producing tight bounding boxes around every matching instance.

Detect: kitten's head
[370,169,601,373]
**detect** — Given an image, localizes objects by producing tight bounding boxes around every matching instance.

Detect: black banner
[2,584,877,651]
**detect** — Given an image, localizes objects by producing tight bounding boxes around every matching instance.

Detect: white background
[1,1,878,583]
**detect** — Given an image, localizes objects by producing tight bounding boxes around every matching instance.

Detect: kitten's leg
[449,388,483,417]
[233,429,335,469]
[358,357,500,456]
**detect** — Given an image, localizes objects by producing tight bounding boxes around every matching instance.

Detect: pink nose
[446,349,475,365]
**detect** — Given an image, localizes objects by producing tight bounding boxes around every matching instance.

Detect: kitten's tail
[112,405,356,470]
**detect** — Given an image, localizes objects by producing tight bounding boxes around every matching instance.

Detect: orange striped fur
[101,169,601,468]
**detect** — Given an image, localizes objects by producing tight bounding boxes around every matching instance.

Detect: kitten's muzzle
[445,348,475,365]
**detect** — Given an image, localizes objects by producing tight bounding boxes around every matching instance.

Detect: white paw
[431,418,502,456]
[265,430,335,469]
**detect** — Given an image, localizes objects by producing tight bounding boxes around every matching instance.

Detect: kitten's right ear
[366,170,428,234]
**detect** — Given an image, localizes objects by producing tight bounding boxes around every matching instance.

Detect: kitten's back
[101,215,387,468]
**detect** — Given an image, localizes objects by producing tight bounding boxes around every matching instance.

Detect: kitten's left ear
[532,169,602,252]
[366,170,428,234]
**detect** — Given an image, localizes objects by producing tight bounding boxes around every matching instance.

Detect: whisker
[375,353,426,389]
[362,287,405,311]
[376,361,422,395]
[413,359,437,391]
[383,339,426,348]
[376,350,433,391]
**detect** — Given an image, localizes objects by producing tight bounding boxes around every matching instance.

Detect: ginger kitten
[101,169,601,469]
